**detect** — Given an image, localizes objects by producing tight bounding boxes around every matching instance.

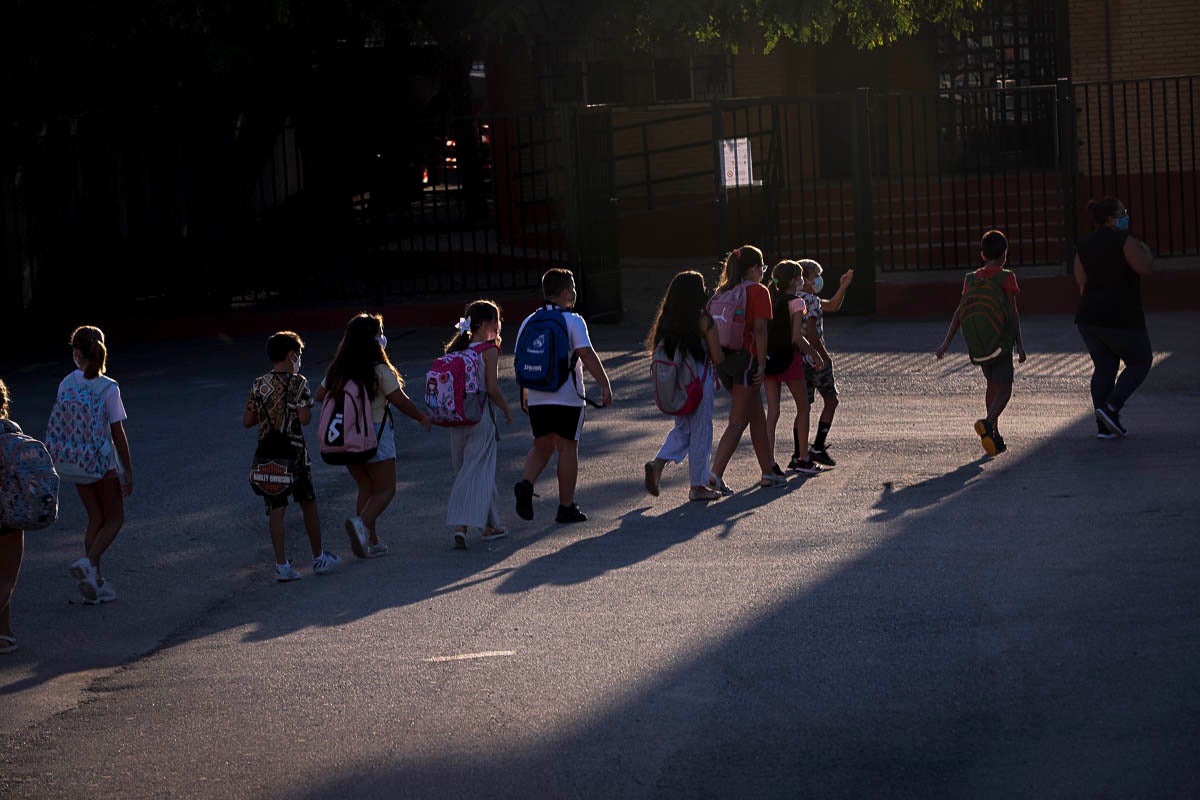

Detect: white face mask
[376,335,387,349]
[293,354,302,372]
[811,276,825,294]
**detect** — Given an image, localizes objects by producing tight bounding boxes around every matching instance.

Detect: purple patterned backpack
[0,418,60,530]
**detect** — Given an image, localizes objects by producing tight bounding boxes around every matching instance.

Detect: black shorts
[980,353,1014,385]
[263,466,317,515]
[528,404,585,441]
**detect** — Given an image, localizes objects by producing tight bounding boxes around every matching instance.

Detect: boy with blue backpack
[513,268,613,523]
[936,229,1027,455]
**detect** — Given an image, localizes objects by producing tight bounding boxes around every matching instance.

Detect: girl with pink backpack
[436,300,514,549]
[317,313,431,559]
[643,271,726,502]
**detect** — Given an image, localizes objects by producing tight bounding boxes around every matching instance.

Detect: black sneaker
[993,434,1007,454]
[771,462,786,477]
[808,446,836,467]
[790,458,823,475]
[1096,406,1127,437]
[1096,419,1119,440]
[555,504,587,524]
[514,479,535,520]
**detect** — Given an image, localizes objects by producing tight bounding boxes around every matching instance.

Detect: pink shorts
[767,349,807,384]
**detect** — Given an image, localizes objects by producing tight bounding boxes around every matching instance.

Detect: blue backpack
[514,307,575,392]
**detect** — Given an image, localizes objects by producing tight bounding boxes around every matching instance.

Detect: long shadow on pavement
[289,408,1200,799]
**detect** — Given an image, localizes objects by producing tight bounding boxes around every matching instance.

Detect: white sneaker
[452,530,468,550]
[366,541,389,558]
[83,579,117,605]
[274,561,302,582]
[345,517,370,558]
[70,557,100,601]
[312,551,341,574]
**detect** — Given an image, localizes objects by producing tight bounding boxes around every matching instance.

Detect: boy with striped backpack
[936,230,1028,455]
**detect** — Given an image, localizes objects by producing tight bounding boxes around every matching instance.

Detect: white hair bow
[455,316,472,334]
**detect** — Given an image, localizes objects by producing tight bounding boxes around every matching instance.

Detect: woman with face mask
[1073,196,1155,439]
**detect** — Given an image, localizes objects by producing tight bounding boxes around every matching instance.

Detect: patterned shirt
[246,372,313,465]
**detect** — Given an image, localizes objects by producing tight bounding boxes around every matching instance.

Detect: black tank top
[1075,227,1145,329]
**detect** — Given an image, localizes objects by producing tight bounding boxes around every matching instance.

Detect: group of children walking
[5,223,1125,657]
[644,245,853,501]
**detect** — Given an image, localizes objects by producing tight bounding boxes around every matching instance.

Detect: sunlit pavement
[1,313,1197,799]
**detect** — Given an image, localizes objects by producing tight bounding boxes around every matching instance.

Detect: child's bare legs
[786,380,811,462]
[555,438,579,507]
[712,386,774,479]
[522,434,557,485]
[0,531,24,639]
[764,379,783,465]
[76,473,124,578]
[348,460,396,545]
[298,500,322,558]
[985,381,1012,433]
[267,506,288,563]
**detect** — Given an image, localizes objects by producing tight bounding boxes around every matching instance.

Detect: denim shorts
[368,416,396,462]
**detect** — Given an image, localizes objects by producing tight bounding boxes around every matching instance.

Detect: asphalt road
[1,312,1198,799]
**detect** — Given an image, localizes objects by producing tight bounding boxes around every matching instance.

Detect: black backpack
[763,291,796,376]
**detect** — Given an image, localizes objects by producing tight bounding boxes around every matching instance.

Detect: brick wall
[1068,0,1200,82]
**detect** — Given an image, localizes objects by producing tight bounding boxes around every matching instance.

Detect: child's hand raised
[840,269,855,286]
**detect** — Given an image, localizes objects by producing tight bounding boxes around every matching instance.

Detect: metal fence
[608,75,1199,281]
[1073,75,1200,257]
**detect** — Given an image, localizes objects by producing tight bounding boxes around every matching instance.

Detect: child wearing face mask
[797,260,854,467]
[318,313,430,560]
[47,325,134,604]
[244,331,339,581]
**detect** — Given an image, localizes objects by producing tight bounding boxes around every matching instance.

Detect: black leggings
[1077,323,1153,412]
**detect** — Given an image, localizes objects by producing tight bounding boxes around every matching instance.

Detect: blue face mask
[1115,213,1130,232]
[811,276,824,294]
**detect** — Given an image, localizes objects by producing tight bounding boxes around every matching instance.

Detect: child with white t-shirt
[51,326,134,604]
[513,269,613,523]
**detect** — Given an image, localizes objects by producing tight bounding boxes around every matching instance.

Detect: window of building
[537,42,732,107]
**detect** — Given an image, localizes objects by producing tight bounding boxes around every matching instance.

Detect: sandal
[644,460,663,497]
[481,526,509,541]
[0,634,16,654]
[689,485,721,502]
[759,474,787,489]
[452,529,469,550]
[707,475,734,496]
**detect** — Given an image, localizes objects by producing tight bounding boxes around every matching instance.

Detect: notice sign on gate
[720,137,754,187]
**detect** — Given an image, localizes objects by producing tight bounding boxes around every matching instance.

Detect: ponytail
[443,299,502,355]
[715,244,765,294]
[69,325,107,379]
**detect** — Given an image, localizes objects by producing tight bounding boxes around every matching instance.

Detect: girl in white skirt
[446,300,514,548]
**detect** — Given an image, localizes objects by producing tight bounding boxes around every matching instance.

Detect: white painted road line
[423,650,517,663]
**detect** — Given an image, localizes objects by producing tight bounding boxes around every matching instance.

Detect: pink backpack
[706,281,753,350]
[651,342,709,416]
[318,379,379,464]
[425,348,486,427]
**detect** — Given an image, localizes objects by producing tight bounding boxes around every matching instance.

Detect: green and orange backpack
[960,270,1014,365]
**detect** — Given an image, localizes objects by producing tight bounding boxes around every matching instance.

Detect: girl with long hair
[707,245,782,491]
[318,313,430,558]
[643,271,725,502]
